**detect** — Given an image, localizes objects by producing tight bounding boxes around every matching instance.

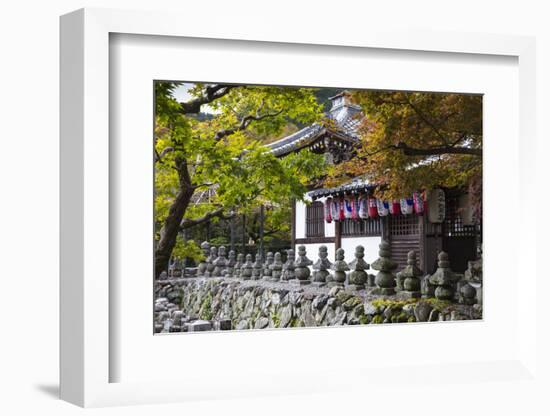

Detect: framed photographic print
[60,7,539,409]
[151,81,483,334]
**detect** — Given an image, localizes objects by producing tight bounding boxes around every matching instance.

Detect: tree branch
[154,146,174,163]
[178,84,239,114]
[179,208,235,230]
[394,142,481,157]
[404,97,450,145]
[214,108,284,141]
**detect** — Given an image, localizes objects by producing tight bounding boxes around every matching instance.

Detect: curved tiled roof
[266,94,363,157]
[308,178,376,200]
[267,123,325,157]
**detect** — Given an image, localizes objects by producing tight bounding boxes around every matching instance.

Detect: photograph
[153,82,483,333]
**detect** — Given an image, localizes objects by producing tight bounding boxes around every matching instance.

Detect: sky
[171,82,217,114]
[171,82,193,102]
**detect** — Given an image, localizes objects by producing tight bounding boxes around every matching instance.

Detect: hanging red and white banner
[338,197,346,221]
[413,192,424,215]
[351,195,359,220]
[367,197,378,218]
[400,197,414,215]
[344,198,353,219]
[324,197,333,223]
[358,196,368,219]
[389,200,401,215]
[331,198,339,221]
[376,199,389,216]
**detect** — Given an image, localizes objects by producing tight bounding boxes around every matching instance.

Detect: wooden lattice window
[443,196,477,237]
[341,218,382,237]
[389,214,420,236]
[306,201,325,238]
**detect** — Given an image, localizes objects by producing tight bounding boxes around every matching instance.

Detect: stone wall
[155,277,482,333]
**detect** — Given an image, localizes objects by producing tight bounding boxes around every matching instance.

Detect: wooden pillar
[290,198,296,252]
[335,221,342,251]
[241,214,246,255]
[381,216,390,242]
[419,213,426,271]
[230,214,236,253]
[259,204,264,258]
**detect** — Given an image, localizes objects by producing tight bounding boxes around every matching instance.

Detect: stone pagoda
[212,246,228,277]
[204,246,218,277]
[371,241,398,295]
[197,241,210,277]
[312,245,332,286]
[281,249,295,281]
[262,252,274,280]
[252,253,264,280]
[330,248,349,288]
[240,254,254,280]
[395,250,422,298]
[233,253,244,278]
[428,251,459,300]
[225,250,236,277]
[293,245,313,285]
[270,252,284,281]
[348,245,369,290]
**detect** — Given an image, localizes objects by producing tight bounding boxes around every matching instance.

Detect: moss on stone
[289,317,301,327]
[391,312,408,323]
[371,298,418,310]
[271,312,281,328]
[423,297,451,311]
[336,291,353,304]
[199,293,213,320]
[343,296,363,310]
[359,315,370,325]
[371,314,384,324]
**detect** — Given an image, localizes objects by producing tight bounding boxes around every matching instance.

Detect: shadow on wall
[34,384,59,399]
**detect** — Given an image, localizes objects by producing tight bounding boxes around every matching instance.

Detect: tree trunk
[154,185,194,279]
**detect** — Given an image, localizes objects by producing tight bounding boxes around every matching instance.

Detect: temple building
[267,92,481,273]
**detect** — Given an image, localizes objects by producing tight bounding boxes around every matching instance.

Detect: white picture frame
[60,7,539,408]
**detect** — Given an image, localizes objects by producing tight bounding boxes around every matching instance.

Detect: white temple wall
[341,236,381,266]
[295,199,307,239]
[301,242,336,266]
[295,197,335,239]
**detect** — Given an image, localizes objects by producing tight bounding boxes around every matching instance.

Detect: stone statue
[167,258,176,278]
[252,253,264,280]
[282,249,295,281]
[371,241,397,295]
[330,248,349,288]
[225,250,236,277]
[428,251,459,300]
[458,282,477,305]
[212,246,227,277]
[348,245,369,290]
[270,252,284,281]
[396,251,422,298]
[312,245,332,286]
[197,241,210,277]
[293,245,313,285]
[421,274,436,298]
[240,254,254,280]
[204,246,218,277]
[263,252,274,280]
[233,253,244,278]
[464,258,482,283]
[170,258,183,278]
